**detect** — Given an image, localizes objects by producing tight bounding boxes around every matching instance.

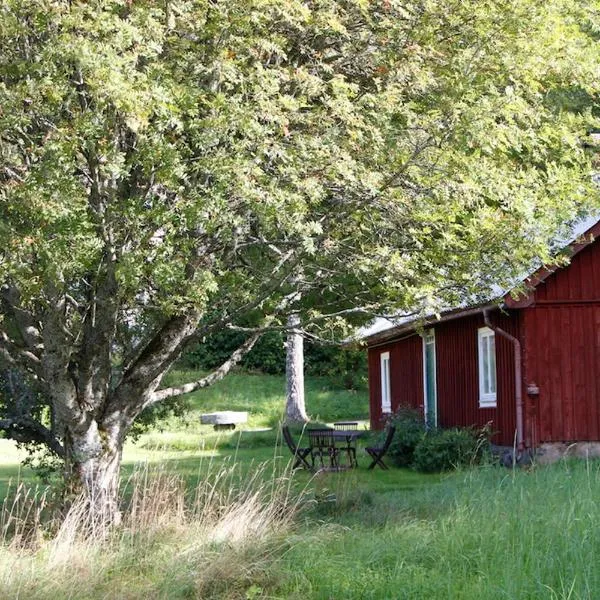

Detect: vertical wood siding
[368,312,518,444]
[368,335,424,429]
[535,241,600,303]
[434,313,519,446]
[524,305,600,442]
[522,238,600,443]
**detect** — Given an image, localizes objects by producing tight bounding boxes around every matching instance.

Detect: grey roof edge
[363,302,501,347]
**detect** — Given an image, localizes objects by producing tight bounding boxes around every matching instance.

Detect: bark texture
[285,313,308,424]
[64,420,124,525]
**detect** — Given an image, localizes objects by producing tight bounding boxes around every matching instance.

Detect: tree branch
[147,330,262,406]
[1,284,43,353]
[0,330,43,377]
[0,416,64,458]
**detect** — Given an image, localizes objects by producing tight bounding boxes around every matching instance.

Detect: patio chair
[365,425,396,470]
[282,425,313,470]
[334,422,359,467]
[308,428,341,470]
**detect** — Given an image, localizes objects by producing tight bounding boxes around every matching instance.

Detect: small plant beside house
[385,406,427,467]
[412,426,492,473]
[386,407,492,473]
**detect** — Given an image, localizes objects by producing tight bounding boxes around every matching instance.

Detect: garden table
[308,428,363,470]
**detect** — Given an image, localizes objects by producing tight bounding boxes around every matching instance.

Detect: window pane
[489,336,496,393]
[482,336,489,393]
[381,354,391,411]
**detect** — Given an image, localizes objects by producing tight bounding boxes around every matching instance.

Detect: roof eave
[364,302,500,347]
[504,218,600,309]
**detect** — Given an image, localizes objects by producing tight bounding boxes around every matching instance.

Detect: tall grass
[0,459,303,600]
[275,460,600,599]
[4,445,600,598]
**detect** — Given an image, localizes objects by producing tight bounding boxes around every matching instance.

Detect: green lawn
[3,372,600,599]
[0,371,368,495]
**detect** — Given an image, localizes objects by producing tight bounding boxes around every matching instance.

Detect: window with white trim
[380,351,391,413]
[478,327,497,407]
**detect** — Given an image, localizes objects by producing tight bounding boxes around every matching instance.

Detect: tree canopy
[0,0,599,517]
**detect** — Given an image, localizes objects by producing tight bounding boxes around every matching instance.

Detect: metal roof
[358,213,600,345]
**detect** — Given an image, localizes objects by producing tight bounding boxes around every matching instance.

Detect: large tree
[0,0,598,520]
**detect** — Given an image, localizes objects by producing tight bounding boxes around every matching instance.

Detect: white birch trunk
[285,313,308,424]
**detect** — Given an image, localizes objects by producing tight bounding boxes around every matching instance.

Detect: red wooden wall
[434,313,519,446]
[368,334,423,429]
[523,239,600,443]
[368,311,519,445]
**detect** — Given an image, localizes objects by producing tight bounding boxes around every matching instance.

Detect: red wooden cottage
[364,217,600,453]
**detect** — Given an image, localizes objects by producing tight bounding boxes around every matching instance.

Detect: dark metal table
[307,429,363,470]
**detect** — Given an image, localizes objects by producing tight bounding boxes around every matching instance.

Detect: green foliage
[1,0,600,483]
[386,406,427,467]
[182,330,286,375]
[304,343,367,390]
[181,329,367,387]
[1,0,599,329]
[412,426,491,473]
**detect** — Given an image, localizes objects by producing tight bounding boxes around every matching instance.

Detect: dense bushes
[182,330,286,375]
[412,427,491,473]
[180,330,367,388]
[386,406,491,473]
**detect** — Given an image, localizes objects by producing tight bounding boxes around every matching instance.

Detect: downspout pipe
[483,308,525,453]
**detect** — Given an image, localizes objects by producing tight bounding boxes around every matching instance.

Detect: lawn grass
[3,371,600,598]
[274,461,600,599]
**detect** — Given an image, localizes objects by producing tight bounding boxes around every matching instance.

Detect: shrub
[386,406,427,467]
[179,329,367,387]
[412,426,491,473]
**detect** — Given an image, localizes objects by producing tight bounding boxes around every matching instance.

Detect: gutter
[483,308,525,453]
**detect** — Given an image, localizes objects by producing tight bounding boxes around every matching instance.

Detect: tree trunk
[285,313,308,424]
[64,419,123,526]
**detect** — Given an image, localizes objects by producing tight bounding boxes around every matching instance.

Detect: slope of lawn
[4,371,600,599]
[0,370,368,498]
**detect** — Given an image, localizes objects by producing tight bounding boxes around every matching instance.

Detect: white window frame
[478,327,497,407]
[380,351,391,414]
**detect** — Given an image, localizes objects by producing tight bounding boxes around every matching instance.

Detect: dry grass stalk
[0,459,303,598]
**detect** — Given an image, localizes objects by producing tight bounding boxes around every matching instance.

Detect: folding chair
[365,425,396,470]
[308,429,340,470]
[282,425,313,470]
[334,422,359,467]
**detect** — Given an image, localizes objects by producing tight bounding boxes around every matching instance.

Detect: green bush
[386,406,427,467]
[179,330,367,388]
[412,426,491,473]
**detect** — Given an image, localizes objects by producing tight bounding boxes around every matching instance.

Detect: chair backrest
[334,421,358,431]
[308,428,335,449]
[380,425,396,452]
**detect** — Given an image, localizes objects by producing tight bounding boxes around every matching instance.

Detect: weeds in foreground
[0,459,304,599]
